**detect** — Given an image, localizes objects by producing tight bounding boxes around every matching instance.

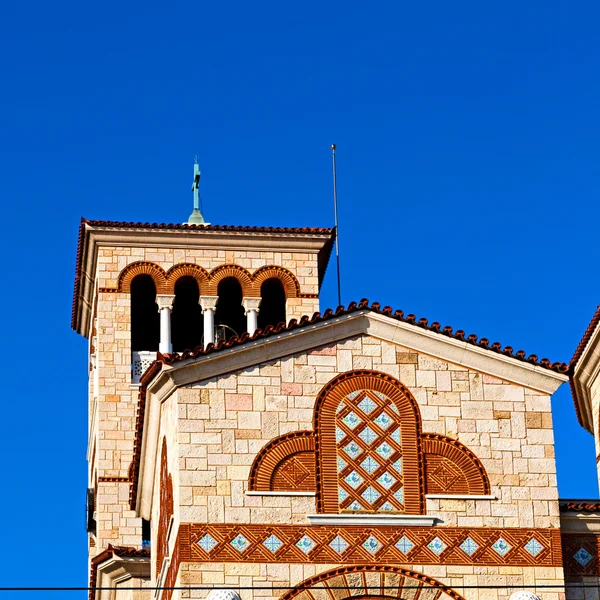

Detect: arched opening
[258,278,287,331]
[314,371,424,515]
[215,277,246,342]
[131,274,159,351]
[171,276,203,352]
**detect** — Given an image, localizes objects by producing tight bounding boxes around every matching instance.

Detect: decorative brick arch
[251,265,300,298]
[205,264,253,296]
[165,263,209,294]
[313,370,424,515]
[157,438,173,577]
[280,565,466,600]
[422,433,490,495]
[117,261,168,294]
[248,431,315,491]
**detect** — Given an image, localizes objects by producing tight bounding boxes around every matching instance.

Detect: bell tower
[72,172,334,586]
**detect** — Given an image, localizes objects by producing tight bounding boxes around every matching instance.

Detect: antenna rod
[331,144,342,307]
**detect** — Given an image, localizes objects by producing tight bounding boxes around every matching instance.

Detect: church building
[72,165,600,600]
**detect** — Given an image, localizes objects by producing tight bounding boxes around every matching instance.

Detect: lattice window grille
[132,351,155,383]
[336,389,404,513]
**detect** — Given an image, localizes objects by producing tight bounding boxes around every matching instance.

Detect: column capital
[242,297,261,315]
[156,294,175,311]
[199,296,219,312]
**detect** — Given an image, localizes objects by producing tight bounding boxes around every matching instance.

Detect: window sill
[426,494,497,500]
[246,491,316,497]
[307,514,438,527]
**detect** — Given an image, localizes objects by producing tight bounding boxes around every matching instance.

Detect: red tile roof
[159,299,568,372]
[89,545,150,600]
[568,306,600,427]
[559,500,600,512]
[128,298,568,509]
[569,306,600,370]
[71,218,334,330]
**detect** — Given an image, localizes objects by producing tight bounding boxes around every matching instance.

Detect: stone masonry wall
[150,333,563,598]
[90,244,321,557]
[172,336,559,530]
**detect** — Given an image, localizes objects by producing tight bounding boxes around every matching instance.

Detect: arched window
[130,274,159,351]
[171,276,203,352]
[314,371,424,515]
[214,277,246,341]
[258,278,286,331]
[335,389,405,512]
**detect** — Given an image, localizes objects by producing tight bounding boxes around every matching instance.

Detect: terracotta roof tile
[159,299,568,373]
[559,500,600,512]
[569,306,600,371]
[71,218,334,330]
[128,298,568,509]
[568,306,600,428]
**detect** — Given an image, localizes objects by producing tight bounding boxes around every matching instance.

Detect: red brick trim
[248,431,315,491]
[251,265,301,298]
[98,476,130,483]
[280,565,466,600]
[313,370,424,515]
[165,263,209,294]
[157,438,174,577]
[117,261,168,294]
[205,264,253,296]
[422,433,490,495]
[178,523,562,568]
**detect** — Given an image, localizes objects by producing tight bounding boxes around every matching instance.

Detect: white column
[156,295,175,354]
[242,298,262,336]
[200,296,219,348]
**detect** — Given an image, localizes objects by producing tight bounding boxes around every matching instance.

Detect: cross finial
[186,157,207,225]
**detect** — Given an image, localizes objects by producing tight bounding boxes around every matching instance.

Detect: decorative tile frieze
[178,523,562,566]
[562,533,600,575]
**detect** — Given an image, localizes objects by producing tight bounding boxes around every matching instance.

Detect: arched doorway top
[280,565,466,600]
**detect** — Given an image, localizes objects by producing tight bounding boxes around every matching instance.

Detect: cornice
[72,219,334,335]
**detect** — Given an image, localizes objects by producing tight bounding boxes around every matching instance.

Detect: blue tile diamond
[231,534,250,553]
[197,534,217,552]
[374,412,392,430]
[361,486,380,503]
[524,538,543,557]
[460,537,479,556]
[263,535,283,553]
[358,397,376,414]
[363,535,380,554]
[428,537,447,556]
[296,535,315,554]
[574,547,593,566]
[375,441,394,459]
[377,472,396,489]
[345,471,363,489]
[342,411,362,429]
[360,456,380,474]
[343,441,362,459]
[359,426,377,445]
[329,535,349,554]
[396,535,414,554]
[491,538,511,557]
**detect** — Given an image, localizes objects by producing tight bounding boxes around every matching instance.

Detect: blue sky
[1,0,599,595]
